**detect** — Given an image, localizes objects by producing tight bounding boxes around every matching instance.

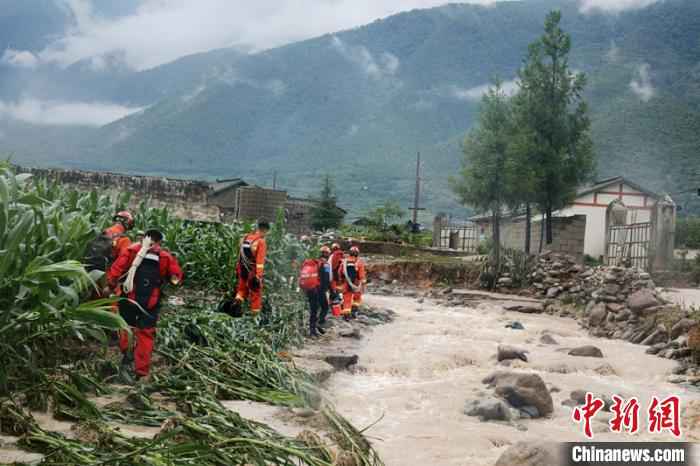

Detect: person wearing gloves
[108,229,183,383]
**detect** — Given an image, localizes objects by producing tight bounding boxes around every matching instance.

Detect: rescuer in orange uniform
[234,219,270,316]
[105,211,135,260]
[108,229,183,383]
[341,246,366,319]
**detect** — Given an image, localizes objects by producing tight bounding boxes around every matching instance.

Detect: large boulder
[464,397,513,422]
[568,346,604,358]
[497,345,529,363]
[324,354,359,370]
[627,289,660,314]
[483,372,553,418]
[495,441,560,466]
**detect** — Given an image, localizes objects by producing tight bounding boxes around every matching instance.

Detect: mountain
[2,0,700,218]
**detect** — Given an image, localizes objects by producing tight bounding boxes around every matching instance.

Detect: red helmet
[320,245,331,257]
[331,243,341,251]
[114,210,134,230]
[349,246,360,256]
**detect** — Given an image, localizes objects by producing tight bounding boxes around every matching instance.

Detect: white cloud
[20,0,500,71]
[1,49,39,68]
[452,79,519,101]
[0,98,143,126]
[331,36,399,79]
[629,63,655,102]
[579,0,659,13]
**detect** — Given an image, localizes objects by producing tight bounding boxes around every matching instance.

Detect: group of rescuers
[93,210,366,384]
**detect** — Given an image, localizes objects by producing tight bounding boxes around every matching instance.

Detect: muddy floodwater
[326,294,700,466]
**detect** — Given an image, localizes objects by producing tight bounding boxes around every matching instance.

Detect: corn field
[0,165,383,466]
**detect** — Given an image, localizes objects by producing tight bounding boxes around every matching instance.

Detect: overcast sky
[6,0,661,72]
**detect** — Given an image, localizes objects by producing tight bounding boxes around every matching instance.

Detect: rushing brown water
[326,294,700,466]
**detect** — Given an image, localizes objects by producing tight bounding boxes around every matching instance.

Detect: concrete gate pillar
[651,195,676,271]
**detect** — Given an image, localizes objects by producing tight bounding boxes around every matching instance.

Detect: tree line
[450,10,596,271]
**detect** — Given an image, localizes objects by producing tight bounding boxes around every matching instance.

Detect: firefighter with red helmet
[341,246,366,319]
[108,211,135,260]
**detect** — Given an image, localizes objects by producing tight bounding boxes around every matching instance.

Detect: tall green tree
[450,83,516,272]
[310,175,345,231]
[513,10,595,245]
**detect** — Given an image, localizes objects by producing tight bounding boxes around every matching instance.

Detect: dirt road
[326,294,700,466]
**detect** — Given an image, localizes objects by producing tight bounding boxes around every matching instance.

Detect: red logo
[573,393,682,439]
[572,392,605,439]
[648,396,681,438]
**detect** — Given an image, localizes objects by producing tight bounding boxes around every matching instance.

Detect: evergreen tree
[311,175,345,231]
[513,10,595,245]
[450,83,517,273]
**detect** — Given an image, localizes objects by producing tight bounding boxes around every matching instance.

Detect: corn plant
[0,166,384,465]
[0,165,129,397]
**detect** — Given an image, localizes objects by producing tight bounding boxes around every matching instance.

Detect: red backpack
[299,259,321,291]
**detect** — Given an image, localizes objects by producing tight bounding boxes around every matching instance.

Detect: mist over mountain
[1,0,699,218]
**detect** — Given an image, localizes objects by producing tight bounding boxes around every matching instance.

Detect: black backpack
[119,252,162,329]
[84,232,117,272]
[344,260,358,284]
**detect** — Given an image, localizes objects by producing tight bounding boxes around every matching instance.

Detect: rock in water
[497,345,529,362]
[324,355,359,370]
[293,358,335,383]
[495,442,559,466]
[568,346,604,358]
[483,372,553,417]
[464,397,513,422]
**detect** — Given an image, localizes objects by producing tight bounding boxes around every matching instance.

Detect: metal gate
[605,222,652,270]
[436,221,479,253]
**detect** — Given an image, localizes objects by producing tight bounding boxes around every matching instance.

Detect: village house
[462,176,675,266]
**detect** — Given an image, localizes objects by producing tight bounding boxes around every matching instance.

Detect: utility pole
[272,171,277,190]
[409,152,425,227]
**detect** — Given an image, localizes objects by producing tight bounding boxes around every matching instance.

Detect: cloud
[330,36,400,79]
[452,79,519,101]
[1,49,39,68]
[629,64,655,102]
[579,0,659,13]
[20,0,498,71]
[0,98,143,126]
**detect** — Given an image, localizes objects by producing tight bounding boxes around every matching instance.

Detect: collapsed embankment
[365,254,483,288]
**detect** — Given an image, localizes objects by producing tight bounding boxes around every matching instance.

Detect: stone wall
[500,215,587,262]
[17,166,221,222]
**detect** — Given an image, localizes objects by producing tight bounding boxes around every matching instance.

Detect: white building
[557,176,663,259]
